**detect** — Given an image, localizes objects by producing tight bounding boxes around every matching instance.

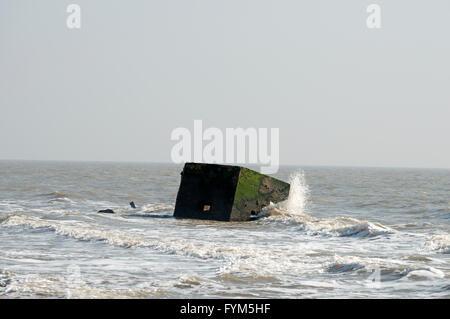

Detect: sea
[0,160,449,298]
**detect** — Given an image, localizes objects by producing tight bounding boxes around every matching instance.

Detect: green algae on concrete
[230,167,290,221]
[174,163,290,221]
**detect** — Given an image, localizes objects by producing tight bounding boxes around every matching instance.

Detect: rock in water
[129,201,136,209]
[174,163,290,221]
[98,209,115,214]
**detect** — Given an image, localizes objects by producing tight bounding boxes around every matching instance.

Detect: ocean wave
[126,203,174,217]
[326,255,445,280]
[42,191,75,198]
[326,255,412,276]
[35,191,78,204]
[216,248,324,281]
[121,203,174,219]
[2,215,324,281]
[1,215,263,260]
[425,235,450,254]
[86,202,174,217]
[138,203,174,212]
[327,256,367,273]
[0,269,12,289]
[261,207,394,238]
[0,201,26,215]
[402,267,445,280]
[0,268,167,298]
[174,274,202,288]
[257,171,393,238]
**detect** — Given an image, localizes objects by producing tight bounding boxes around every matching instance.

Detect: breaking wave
[327,255,445,280]
[38,191,78,204]
[137,203,174,213]
[425,235,450,254]
[126,203,174,216]
[0,268,167,298]
[263,210,394,238]
[261,171,393,238]
[1,215,263,260]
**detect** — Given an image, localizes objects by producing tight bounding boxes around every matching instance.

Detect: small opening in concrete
[203,204,211,212]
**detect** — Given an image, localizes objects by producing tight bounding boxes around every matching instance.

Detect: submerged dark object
[130,201,136,209]
[174,163,290,222]
[98,209,115,214]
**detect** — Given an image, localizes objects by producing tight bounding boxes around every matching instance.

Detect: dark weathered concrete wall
[173,163,240,221]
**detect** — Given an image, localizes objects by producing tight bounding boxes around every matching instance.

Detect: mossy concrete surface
[230,167,290,221]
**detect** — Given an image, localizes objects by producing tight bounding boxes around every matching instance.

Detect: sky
[1,0,449,168]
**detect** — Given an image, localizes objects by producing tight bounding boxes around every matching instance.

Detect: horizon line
[0,158,448,171]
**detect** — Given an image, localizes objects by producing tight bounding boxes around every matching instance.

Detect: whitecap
[424,234,450,254]
[1,215,265,261]
[259,171,394,238]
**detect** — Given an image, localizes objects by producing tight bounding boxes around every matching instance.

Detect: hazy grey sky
[1,0,449,168]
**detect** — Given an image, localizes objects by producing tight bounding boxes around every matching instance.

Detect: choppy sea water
[0,160,449,299]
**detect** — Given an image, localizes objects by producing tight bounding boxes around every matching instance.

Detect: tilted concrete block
[174,163,290,221]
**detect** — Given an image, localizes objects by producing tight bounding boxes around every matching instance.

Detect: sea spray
[261,171,393,238]
[260,170,310,217]
[285,170,310,214]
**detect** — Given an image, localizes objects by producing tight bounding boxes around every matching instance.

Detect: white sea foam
[403,267,445,279]
[0,268,167,298]
[326,255,415,275]
[425,234,450,254]
[2,215,264,260]
[138,203,174,212]
[0,201,26,215]
[174,274,202,288]
[261,171,393,238]
[327,255,445,281]
[302,217,393,238]
[2,215,331,283]
[125,203,175,217]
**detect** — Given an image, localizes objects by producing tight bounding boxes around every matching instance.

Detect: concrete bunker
[173,163,290,221]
